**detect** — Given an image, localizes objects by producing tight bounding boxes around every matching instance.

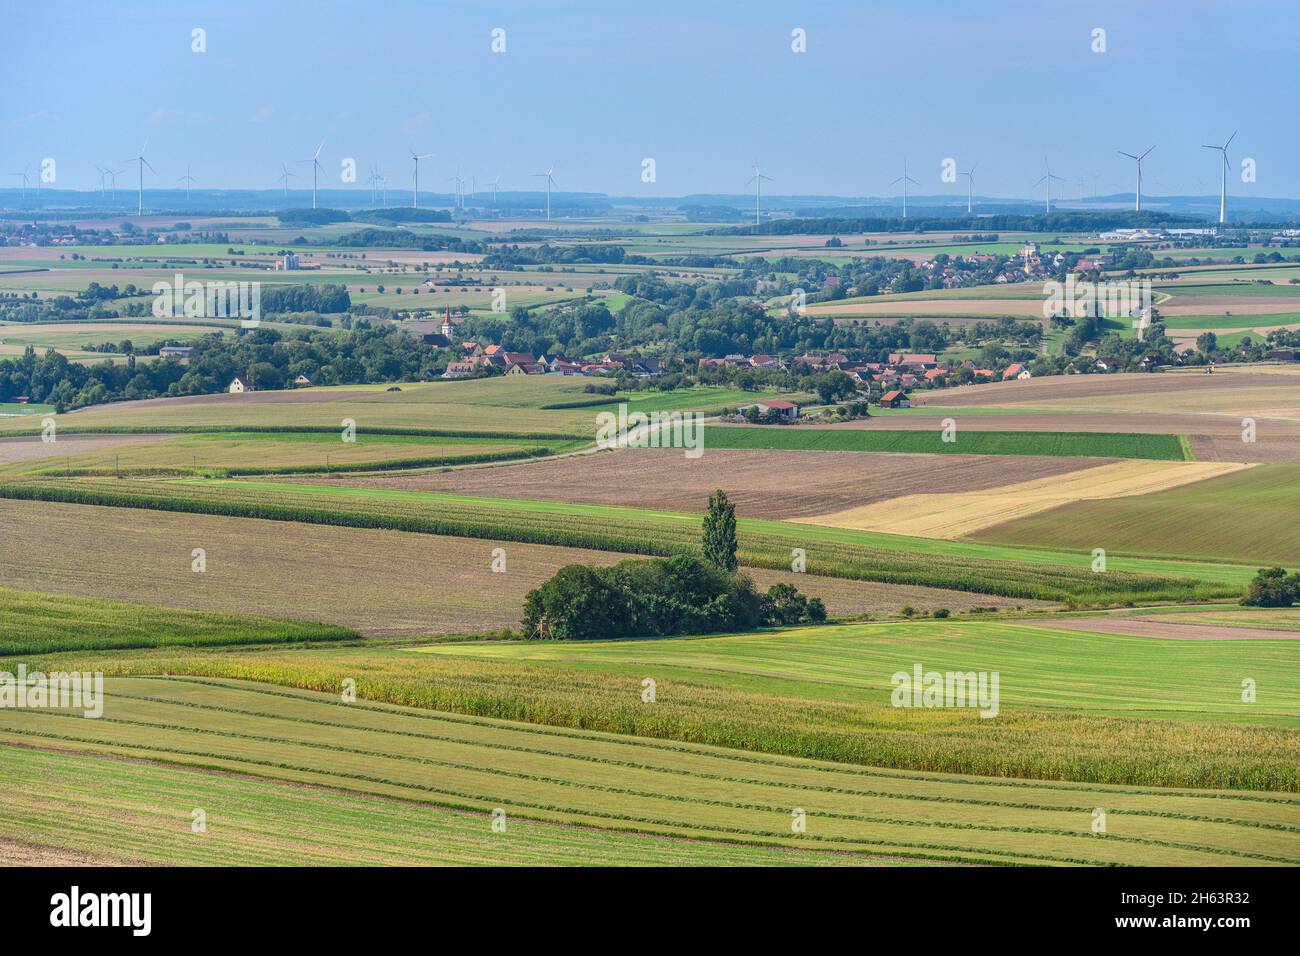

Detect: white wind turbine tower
[107,167,122,203]
[958,162,978,214]
[409,148,432,208]
[534,163,557,221]
[1033,158,1065,214]
[447,169,464,211]
[299,139,325,209]
[277,162,297,199]
[122,140,156,215]
[891,159,919,219]
[1201,131,1236,225]
[489,175,501,206]
[178,163,197,202]
[747,162,773,225]
[11,167,29,202]
[94,165,109,198]
[1117,146,1155,212]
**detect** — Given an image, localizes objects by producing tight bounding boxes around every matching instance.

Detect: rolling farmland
[0,676,1294,865]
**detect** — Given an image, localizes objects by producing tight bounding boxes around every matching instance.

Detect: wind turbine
[299,139,325,209]
[106,167,122,202]
[1117,146,1155,212]
[746,162,773,225]
[958,162,978,215]
[93,164,108,197]
[1201,131,1236,225]
[276,162,297,199]
[1032,158,1065,214]
[11,166,29,203]
[409,148,432,208]
[122,140,155,215]
[489,175,501,205]
[891,159,919,219]
[178,163,197,202]
[446,169,464,211]
[534,163,557,221]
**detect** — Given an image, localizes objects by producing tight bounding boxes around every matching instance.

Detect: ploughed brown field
[0,499,1036,636]
[335,448,1095,520]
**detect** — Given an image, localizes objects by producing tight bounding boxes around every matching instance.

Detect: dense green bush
[1242,567,1300,607]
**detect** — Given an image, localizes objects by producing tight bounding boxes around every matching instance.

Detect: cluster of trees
[482,243,647,268]
[1242,567,1300,607]
[520,554,826,640]
[0,324,447,410]
[521,491,825,640]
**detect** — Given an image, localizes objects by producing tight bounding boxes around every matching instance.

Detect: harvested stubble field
[0,433,170,469]
[0,675,1293,865]
[0,479,1236,603]
[795,460,1251,539]
[339,448,1097,520]
[974,463,1300,565]
[0,499,1008,635]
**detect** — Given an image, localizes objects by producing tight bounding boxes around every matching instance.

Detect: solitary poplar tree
[702,489,738,571]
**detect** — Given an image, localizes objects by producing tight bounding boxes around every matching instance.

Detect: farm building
[158,346,193,361]
[1002,363,1031,380]
[292,374,312,387]
[753,399,800,419]
[228,376,255,393]
[879,390,910,409]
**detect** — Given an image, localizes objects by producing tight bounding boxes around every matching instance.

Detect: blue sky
[4,0,1297,198]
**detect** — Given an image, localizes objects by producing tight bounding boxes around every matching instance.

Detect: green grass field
[0,587,355,655]
[0,745,861,866]
[0,675,1292,864]
[704,426,1189,460]
[975,463,1300,565]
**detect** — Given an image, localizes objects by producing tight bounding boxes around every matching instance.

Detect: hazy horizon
[4,0,1297,199]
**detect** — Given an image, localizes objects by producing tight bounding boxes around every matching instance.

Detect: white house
[229,376,255,393]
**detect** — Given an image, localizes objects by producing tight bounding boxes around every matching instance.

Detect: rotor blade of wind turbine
[1225,130,1237,149]
[1140,146,1156,160]
[315,140,326,159]
[141,157,156,173]
[1119,151,1138,160]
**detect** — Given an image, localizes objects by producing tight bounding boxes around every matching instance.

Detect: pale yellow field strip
[792,460,1254,539]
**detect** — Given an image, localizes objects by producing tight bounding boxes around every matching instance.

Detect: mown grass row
[704,426,1190,461]
[0,478,1229,604]
[0,587,356,656]
[0,746,856,866]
